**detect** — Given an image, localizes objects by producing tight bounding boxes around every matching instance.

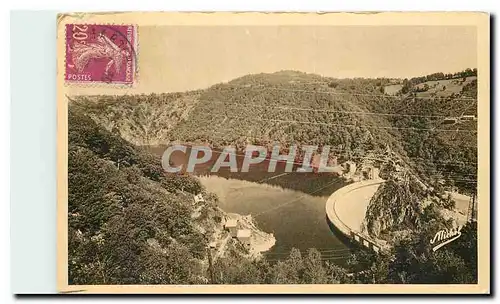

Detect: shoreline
[227,213,276,258]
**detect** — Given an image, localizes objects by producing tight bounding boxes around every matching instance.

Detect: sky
[72,25,477,95]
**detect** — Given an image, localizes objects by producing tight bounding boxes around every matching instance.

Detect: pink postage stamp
[65,24,137,85]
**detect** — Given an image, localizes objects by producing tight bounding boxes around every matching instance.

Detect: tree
[326,262,351,283]
[139,242,200,284]
[302,248,328,283]
[270,248,303,284]
[450,221,478,282]
[213,254,263,284]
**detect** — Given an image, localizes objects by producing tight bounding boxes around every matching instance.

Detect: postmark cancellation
[64,24,137,86]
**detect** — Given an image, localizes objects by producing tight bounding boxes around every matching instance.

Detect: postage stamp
[65,24,137,85]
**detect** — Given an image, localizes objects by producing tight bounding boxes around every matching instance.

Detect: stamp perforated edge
[63,23,139,88]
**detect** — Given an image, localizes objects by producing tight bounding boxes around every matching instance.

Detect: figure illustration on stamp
[71,33,129,80]
[65,24,136,85]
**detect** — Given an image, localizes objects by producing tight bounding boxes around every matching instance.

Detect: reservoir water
[146,145,353,263]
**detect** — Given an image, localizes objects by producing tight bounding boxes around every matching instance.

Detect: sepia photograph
[56,12,490,294]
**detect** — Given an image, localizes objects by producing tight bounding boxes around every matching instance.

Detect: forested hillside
[71,91,201,146]
[68,106,223,284]
[170,71,405,158]
[69,69,478,284]
[166,70,476,193]
[72,71,477,193]
[69,102,477,285]
[362,72,477,244]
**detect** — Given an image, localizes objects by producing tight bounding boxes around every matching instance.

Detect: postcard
[56,12,490,294]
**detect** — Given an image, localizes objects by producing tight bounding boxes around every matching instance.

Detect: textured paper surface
[57,11,490,294]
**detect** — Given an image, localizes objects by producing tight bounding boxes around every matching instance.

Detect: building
[343,161,357,177]
[461,115,477,121]
[346,161,356,174]
[363,165,380,180]
[236,229,252,249]
[224,219,238,237]
[193,193,205,204]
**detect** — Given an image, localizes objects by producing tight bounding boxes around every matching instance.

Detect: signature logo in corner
[430,226,462,251]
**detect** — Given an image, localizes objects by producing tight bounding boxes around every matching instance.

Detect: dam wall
[325,179,386,253]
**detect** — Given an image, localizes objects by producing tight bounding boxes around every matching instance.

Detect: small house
[371,167,380,179]
[237,229,252,249]
[344,161,357,176]
[224,219,238,237]
[461,115,477,121]
[364,166,380,180]
[193,193,205,204]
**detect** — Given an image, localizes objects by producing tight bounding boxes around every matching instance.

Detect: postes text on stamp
[65,24,137,85]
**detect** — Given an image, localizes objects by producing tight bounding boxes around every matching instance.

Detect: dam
[325,179,387,253]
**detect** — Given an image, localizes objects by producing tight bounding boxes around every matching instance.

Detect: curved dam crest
[325,179,387,252]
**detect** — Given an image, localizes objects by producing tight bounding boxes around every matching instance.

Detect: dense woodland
[211,221,477,284]
[69,107,215,284]
[69,69,478,284]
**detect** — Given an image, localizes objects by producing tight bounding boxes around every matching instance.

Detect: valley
[68,69,478,284]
